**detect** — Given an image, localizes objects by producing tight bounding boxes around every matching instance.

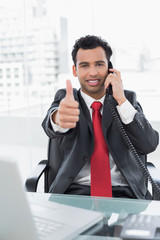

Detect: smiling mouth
[87,79,100,86]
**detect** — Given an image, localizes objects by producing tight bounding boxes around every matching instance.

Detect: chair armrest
[147,162,160,187]
[25,160,48,192]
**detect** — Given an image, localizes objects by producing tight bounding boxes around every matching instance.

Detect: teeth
[88,80,98,83]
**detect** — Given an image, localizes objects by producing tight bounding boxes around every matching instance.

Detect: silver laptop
[0,158,103,240]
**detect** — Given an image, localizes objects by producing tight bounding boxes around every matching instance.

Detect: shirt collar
[80,89,105,109]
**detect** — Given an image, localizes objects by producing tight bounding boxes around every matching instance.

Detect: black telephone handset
[106,61,113,95]
[106,62,160,200]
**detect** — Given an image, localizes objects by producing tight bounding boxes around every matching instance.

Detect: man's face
[72,47,108,99]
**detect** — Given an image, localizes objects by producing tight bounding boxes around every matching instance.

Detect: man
[42,35,159,199]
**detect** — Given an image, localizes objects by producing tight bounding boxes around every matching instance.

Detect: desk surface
[50,194,160,239]
[32,193,160,239]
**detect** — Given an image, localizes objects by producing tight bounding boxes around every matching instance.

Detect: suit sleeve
[122,91,159,154]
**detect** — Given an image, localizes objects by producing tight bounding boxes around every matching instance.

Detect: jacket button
[69,176,74,181]
[84,156,90,161]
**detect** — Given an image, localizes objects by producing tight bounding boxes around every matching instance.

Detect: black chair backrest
[44,138,63,192]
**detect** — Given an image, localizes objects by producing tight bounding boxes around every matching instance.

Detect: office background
[0,0,160,186]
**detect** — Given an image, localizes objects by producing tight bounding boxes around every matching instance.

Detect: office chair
[25,138,160,196]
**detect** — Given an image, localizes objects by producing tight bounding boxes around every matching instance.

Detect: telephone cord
[107,97,160,200]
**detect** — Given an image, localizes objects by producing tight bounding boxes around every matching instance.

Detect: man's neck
[80,89,106,101]
[80,89,105,109]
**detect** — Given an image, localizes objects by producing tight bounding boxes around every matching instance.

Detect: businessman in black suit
[42,35,159,199]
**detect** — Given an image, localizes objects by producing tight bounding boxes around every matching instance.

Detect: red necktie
[91,101,112,197]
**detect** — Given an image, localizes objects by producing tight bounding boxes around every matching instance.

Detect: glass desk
[31,193,160,239]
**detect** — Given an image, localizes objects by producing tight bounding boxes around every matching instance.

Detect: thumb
[65,79,74,100]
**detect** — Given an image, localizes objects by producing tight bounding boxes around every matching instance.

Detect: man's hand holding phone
[105,67,126,106]
[52,80,80,129]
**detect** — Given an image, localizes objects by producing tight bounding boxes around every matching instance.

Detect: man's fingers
[59,121,77,129]
[59,115,79,124]
[109,68,120,76]
[65,79,74,100]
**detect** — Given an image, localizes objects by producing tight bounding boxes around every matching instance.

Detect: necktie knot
[91,101,102,111]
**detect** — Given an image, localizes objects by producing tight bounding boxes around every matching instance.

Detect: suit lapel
[78,90,93,133]
[102,94,117,136]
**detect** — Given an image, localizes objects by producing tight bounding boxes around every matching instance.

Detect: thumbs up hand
[52,80,80,129]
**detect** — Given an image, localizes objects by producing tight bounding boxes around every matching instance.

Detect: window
[0,69,2,78]
[14,68,19,78]
[6,68,11,78]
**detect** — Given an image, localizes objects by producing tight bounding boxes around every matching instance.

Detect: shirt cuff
[116,100,137,124]
[50,110,69,133]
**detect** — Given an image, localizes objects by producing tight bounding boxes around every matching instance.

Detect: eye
[80,64,88,68]
[96,63,104,67]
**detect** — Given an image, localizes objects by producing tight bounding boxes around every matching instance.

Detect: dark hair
[71,35,113,66]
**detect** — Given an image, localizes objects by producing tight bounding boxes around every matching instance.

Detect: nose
[88,66,98,77]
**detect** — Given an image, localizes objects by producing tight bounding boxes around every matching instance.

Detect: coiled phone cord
[107,97,160,200]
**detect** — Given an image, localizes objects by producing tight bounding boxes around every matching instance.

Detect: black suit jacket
[42,89,159,199]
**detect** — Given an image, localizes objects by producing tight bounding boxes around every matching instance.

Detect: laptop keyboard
[34,215,65,239]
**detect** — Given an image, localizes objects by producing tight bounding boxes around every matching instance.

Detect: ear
[72,65,77,77]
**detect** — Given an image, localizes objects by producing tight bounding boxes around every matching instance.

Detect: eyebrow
[95,60,106,64]
[78,60,106,66]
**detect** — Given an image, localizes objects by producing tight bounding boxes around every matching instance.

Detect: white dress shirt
[50,90,137,187]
